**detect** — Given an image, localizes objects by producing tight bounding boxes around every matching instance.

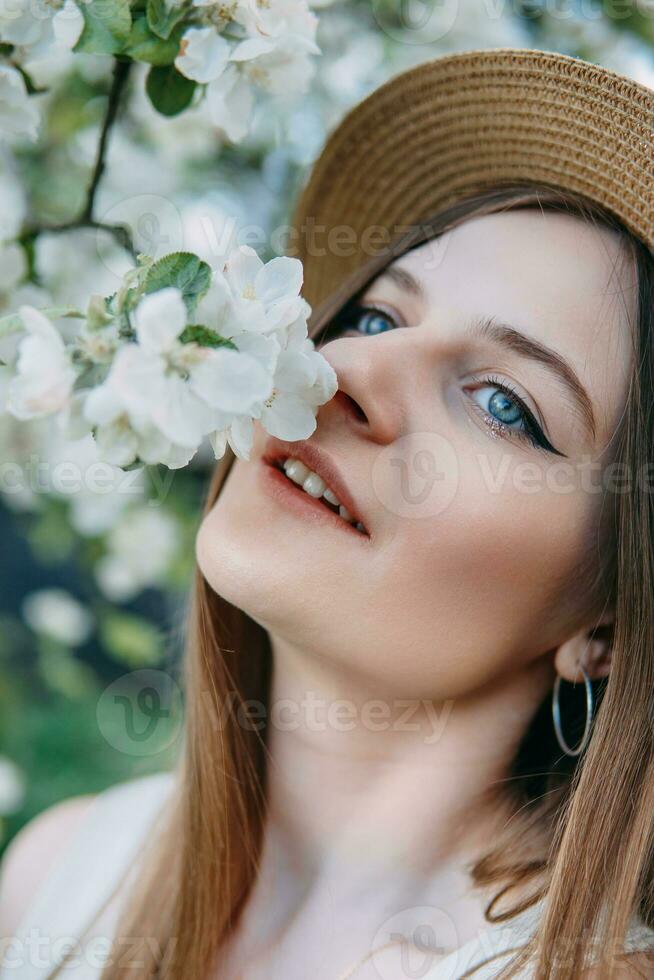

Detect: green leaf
[145,63,196,116]
[179,325,237,349]
[146,0,189,40]
[123,14,182,64]
[73,0,132,55]
[0,307,84,338]
[143,251,212,313]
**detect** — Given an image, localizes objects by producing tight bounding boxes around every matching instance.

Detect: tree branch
[81,57,132,223]
[19,218,137,261]
[20,57,137,261]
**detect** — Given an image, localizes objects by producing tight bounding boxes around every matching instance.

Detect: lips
[261,435,370,537]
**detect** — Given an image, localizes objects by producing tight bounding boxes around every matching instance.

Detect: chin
[196,500,261,605]
[194,492,299,630]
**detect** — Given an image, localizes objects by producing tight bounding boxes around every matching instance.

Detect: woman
[1,48,654,980]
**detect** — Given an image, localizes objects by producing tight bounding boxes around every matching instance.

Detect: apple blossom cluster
[0,0,321,141]
[1,246,338,469]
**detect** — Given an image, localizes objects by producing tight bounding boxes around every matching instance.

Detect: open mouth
[266,456,369,537]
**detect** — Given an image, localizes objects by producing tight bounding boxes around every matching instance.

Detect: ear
[553,615,614,683]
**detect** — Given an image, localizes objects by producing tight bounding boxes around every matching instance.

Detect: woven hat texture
[289,47,654,312]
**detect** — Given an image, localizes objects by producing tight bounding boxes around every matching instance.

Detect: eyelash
[466,373,552,453]
[330,302,558,455]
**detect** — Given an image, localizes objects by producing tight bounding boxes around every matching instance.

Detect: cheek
[358,463,600,694]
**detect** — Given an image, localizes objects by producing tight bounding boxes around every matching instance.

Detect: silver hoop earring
[551,664,594,757]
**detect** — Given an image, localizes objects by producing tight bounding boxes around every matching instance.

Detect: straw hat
[289,47,654,312]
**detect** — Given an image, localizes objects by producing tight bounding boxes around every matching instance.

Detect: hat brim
[289,47,654,311]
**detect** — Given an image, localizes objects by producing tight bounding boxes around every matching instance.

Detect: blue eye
[473,386,523,427]
[327,304,399,339]
[468,375,562,454]
[355,309,395,335]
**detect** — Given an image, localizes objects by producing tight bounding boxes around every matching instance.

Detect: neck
[215,638,557,975]
[262,636,556,888]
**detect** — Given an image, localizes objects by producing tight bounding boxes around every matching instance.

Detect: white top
[1,771,652,980]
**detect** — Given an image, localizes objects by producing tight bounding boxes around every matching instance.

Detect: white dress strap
[0,769,176,980]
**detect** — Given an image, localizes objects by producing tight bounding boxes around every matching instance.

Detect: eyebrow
[381,265,424,298]
[377,265,597,442]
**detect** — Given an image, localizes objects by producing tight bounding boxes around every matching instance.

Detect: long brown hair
[61,182,654,979]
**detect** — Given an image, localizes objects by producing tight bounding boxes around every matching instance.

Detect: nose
[315,333,415,445]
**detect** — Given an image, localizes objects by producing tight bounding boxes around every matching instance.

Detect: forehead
[393,209,637,441]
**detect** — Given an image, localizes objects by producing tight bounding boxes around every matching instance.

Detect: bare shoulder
[0,792,97,937]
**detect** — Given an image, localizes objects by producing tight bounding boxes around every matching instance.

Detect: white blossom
[0,64,40,141]
[41,428,147,535]
[6,306,77,419]
[0,0,82,56]
[51,0,84,49]
[0,241,27,293]
[208,310,336,457]
[213,245,307,336]
[175,26,231,83]
[0,0,58,51]
[259,315,337,439]
[206,64,254,143]
[230,33,319,95]
[22,588,94,646]
[83,285,272,467]
[95,506,181,601]
[172,0,320,139]
[234,0,318,45]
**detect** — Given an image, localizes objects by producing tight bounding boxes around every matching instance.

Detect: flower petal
[150,375,215,447]
[232,330,280,374]
[254,256,303,305]
[228,415,254,459]
[133,287,187,353]
[262,392,317,441]
[209,428,228,460]
[206,65,254,144]
[94,420,139,468]
[175,26,231,84]
[18,305,65,348]
[229,37,276,62]
[83,382,123,427]
[223,245,263,299]
[274,347,317,392]
[189,347,272,413]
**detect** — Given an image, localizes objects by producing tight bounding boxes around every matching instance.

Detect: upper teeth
[281,458,366,533]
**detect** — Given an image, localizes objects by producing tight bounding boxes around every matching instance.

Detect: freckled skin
[196,210,635,701]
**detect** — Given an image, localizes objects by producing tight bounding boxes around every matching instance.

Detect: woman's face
[196,209,636,701]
